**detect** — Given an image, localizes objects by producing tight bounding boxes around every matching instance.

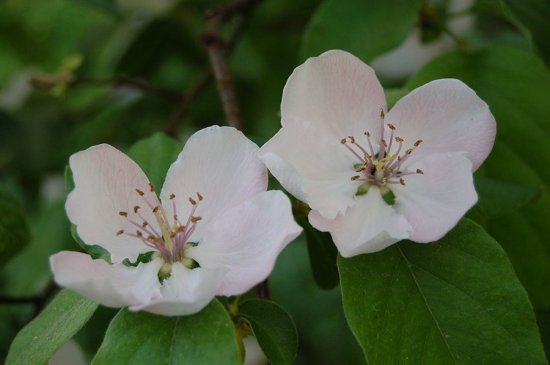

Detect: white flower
[259,50,495,257]
[50,126,302,316]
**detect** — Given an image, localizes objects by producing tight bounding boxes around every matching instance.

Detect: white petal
[131,263,226,316]
[391,152,477,242]
[387,79,496,170]
[66,144,161,263]
[160,126,267,240]
[259,118,359,219]
[50,251,162,308]
[309,187,412,257]
[281,50,387,139]
[189,190,302,296]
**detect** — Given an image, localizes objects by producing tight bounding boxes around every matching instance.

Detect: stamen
[134,205,140,213]
[351,175,361,181]
[135,189,144,196]
[149,183,155,192]
[116,229,124,236]
[416,168,424,174]
[191,216,202,223]
[400,178,406,185]
[169,193,176,200]
[197,192,203,201]
[189,197,197,205]
[119,211,128,217]
[153,206,160,213]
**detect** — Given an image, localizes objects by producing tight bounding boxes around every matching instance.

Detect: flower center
[115,183,203,269]
[341,109,424,198]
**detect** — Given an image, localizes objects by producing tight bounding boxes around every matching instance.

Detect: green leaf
[92,299,240,365]
[338,219,546,364]
[239,299,298,365]
[301,0,422,61]
[6,290,98,365]
[472,176,541,219]
[298,217,339,290]
[407,46,550,308]
[502,0,550,65]
[127,132,182,189]
[0,188,30,263]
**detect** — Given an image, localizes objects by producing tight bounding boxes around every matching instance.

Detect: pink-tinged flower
[50,126,302,316]
[259,50,496,257]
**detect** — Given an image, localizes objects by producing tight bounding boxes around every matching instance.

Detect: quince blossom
[50,126,302,316]
[259,50,495,257]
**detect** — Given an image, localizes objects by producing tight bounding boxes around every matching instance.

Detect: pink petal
[160,126,267,240]
[50,251,162,308]
[66,144,161,263]
[391,152,477,242]
[188,190,302,296]
[281,50,387,139]
[259,118,358,219]
[386,79,496,170]
[131,264,226,316]
[308,187,412,257]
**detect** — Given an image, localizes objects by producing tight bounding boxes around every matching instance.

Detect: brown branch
[199,0,261,131]
[0,281,58,314]
[31,75,183,101]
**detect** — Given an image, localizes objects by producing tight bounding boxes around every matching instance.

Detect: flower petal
[391,152,477,242]
[189,190,302,296]
[50,251,162,308]
[259,118,358,219]
[131,264,226,316]
[66,144,161,263]
[281,49,387,139]
[160,126,267,240]
[386,79,496,170]
[309,187,412,257]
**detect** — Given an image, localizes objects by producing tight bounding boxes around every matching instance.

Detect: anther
[142,221,149,228]
[388,123,396,130]
[406,149,413,155]
[364,131,370,137]
[400,178,406,185]
[382,139,388,147]
[348,136,355,143]
[340,138,347,144]
[119,211,128,217]
[191,216,202,223]
[414,139,423,147]
[416,169,424,175]
[189,197,197,205]
[133,206,140,213]
[351,175,361,181]
[380,109,385,119]
[197,192,203,201]
[152,206,160,213]
[116,229,124,236]
[135,189,144,196]
[177,226,185,233]
[169,193,176,200]
[149,183,155,192]
[395,137,404,142]
[136,231,143,237]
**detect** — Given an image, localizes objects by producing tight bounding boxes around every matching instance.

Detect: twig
[199,0,261,130]
[31,75,183,101]
[256,280,270,300]
[0,281,58,316]
[164,70,212,137]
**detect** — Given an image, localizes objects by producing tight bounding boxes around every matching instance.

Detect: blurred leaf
[407,46,550,308]
[0,188,30,264]
[301,0,423,61]
[501,0,550,65]
[76,0,119,15]
[2,201,72,296]
[298,217,338,290]
[239,299,298,365]
[269,237,365,365]
[339,219,546,364]
[93,299,240,365]
[127,132,182,189]
[385,87,409,109]
[5,290,98,365]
